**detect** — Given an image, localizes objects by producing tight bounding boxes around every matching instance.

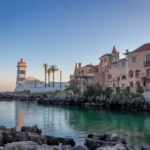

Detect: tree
[49,65,59,87]
[136,86,144,95]
[43,63,48,87]
[47,68,52,87]
[103,87,113,101]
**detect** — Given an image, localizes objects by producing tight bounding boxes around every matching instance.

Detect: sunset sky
[0,0,150,91]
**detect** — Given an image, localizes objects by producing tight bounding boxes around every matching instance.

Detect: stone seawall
[38,95,150,112]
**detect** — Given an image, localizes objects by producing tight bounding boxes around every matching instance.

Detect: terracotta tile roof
[82,64,92,68]
[131,43,150,53]
[82,64,98,68]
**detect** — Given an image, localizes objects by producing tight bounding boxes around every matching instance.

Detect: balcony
[141,73,150,79]
[144,61,150,66]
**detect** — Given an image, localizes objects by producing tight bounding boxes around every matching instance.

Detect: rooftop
[100,53,112,58]
[131,43,150,53]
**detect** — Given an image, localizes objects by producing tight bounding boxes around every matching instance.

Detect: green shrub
[103,87,113,100]
[64,85,80,94]
[122,86,130,97]
[116,87,120,93]
[126,86,130,93]
[129,92,138,98]
[136,86,144,95]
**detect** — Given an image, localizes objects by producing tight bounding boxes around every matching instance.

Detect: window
[20,78,25,81]
[121,62,126,66]
[78,71,80,75]
[101,59,103,63]
[104,58,107,62]
[129,70,133,78]
[113,84,115,88]
[108,74,112,79]
[135,70,140,78]
[82,70,84,75]
[146,54,150,61]
[20,70,26,74]
[132,57,136,63]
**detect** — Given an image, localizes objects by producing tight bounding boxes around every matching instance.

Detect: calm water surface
[0,101,150,146]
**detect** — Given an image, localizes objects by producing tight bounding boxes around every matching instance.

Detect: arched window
[135,70,140,78]
[113,84,115,88]
[130,81,134,87]
[82,70,84,75]
[129,70,133,78]
[136,81,140,87]
[122,76,126,80]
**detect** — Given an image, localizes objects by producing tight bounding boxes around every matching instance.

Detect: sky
[0,0,150,92]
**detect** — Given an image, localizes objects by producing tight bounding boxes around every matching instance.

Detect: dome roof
[26,77,37,81]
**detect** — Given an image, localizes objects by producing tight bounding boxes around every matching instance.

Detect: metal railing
[141,73,150,78]
[144,61,150,66]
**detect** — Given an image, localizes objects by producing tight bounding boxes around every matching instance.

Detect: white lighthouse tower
[16,58,27,86]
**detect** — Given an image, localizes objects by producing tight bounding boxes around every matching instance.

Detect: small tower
[111,46,119,59]
[16,59,27,85]
[73,63,78,75]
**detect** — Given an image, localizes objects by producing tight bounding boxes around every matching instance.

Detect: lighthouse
[16,59,27,86]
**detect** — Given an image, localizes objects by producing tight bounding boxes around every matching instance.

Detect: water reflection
[0,101,150,145]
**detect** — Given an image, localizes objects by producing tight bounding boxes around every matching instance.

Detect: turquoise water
[0,101,150,146]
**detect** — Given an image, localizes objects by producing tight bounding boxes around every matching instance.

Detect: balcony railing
[144,61,150,66]
[141,73,150,79]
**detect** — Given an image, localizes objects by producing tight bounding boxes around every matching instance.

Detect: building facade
[70,43,150,88]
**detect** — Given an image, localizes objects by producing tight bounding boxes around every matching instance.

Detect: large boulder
[21,132,47,145]
[0,126,16,133]
[3,141,39,150]
[141,146,150,150]
[95,144,127,150]
[45,136,75,147]
[72,145,89,150]
[85,133,126,150]
[21,125,42,135]
[45,136,59,145]
[0,130,21,146]
[36,144,61,150]
[62,145,72,150]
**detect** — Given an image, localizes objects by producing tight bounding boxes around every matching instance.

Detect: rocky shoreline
[37,95,150,112]
[0,125,149,150]
[1,91,150,112]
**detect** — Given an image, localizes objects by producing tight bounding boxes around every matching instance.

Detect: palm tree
[43,63,48,87]
[49,65,59,87]
[47,68,52,87]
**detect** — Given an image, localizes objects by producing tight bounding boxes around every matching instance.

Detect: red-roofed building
[127,43,150,87]
[70,63,99,86]
[71,43,150,88]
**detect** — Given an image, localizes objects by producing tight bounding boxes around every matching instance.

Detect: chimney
[75,63,77,69]
[78,63,81,69]
[126,49,129,53]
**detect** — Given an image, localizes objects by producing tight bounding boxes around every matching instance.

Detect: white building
[15,59,69,93]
